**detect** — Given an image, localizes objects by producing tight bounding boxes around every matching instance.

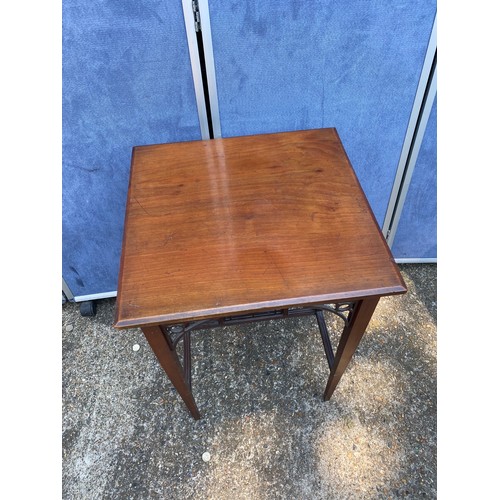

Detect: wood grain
[114,128,406,328]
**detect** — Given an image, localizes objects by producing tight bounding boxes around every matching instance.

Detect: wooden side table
[114,128,406,419]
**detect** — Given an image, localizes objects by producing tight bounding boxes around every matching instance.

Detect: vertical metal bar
[382,15,437,242]
[62,277,74,301]
[315,310,335,370]
[197,0,222,138]
[183,331,192,389]
[181,0,211,139]
[386,64,437,247]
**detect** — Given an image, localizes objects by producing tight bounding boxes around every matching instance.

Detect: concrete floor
[62,264,436,499]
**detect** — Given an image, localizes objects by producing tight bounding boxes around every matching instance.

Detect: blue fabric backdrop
[392,98,437,259]
[208,0,436,227]
[63,0,201,297]
[63,0,437,298]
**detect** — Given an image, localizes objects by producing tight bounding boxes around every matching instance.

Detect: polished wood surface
[114,128,406,329]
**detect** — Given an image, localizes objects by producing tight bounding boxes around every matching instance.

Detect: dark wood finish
[315,310,335,370]
[114,128,405,329]
[141,325,200,420]
[114,128,407,418]
[323,297,380,400]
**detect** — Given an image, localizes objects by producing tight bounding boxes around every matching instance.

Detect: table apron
[159,302,356,393]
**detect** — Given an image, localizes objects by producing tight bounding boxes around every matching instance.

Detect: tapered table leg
[141,325,201,419]
[324,297,380,400]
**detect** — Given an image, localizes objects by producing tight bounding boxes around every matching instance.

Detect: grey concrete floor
[62,264,436,499]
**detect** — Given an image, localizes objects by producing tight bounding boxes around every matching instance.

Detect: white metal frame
[181,0,211,139]
[382,16,437,255]
[62,278,74,301]
[73,291,117,302]
[396,258,437,264]
[62,276,117,303]
[386,70,436,248]
[197,0,221,138]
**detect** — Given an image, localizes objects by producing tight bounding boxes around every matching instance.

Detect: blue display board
[392,98,437,259]
[63,0,201,297]
[207,0,436,226]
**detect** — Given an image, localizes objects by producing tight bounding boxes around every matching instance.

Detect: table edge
[113,284,407,329]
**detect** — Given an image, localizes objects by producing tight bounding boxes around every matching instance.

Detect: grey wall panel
[63,0,201,297]
[392,99,437,259]
[207,0,436,225]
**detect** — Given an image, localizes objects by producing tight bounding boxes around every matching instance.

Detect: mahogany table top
[114,128,406,328]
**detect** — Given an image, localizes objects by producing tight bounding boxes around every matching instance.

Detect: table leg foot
[323,297,379,401]
[141,325,201,420]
